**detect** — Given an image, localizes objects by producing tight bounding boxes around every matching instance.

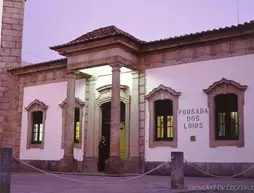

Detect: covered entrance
[98,101,126,171]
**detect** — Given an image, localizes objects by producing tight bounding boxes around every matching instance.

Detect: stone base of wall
[16,158,141,174]
[124,157,140,174]
[15,159,253,178]
[145,161,254,178]
[83,157,98,173]
[12,159,21,172]
[83,157,141,174]
[16,160,83,173]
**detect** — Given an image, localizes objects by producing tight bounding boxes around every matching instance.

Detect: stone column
[60,71,77,172]
[105,63,122,174]
[0,148,12,193]
[130,72,139,158]
[138,71,146,173]
[83,76,97,172]
[171,152,184,189]
[127,71,140,173]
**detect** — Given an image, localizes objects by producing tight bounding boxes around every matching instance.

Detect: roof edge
[50,20,254,51]
[145,21,254,45]
[50,34,145,51]
[7,58,67,72]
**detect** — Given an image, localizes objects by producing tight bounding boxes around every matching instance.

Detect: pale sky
[22,0,254,63]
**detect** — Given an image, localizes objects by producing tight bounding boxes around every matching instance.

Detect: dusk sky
[22,0,254,63]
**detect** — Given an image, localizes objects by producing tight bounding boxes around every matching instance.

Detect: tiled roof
[50,21,254,49]
[145,20,254,45]
[7,58,67,71]
[50,25,146,49]
[9,20,254,72]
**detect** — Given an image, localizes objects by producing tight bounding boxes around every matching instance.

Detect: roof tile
[50,21,254,49]
[7,58,67,71]
[12,20,254,71]
[50,25,146,49]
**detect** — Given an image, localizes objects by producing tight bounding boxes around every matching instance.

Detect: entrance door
[99,102,126,171]
[101,102,111,159]
[119,102,126,160]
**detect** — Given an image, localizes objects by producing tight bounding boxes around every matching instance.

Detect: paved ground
[10,173,254,193]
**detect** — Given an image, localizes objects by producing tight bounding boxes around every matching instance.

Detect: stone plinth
[59,156,77,172]
[105,157,123,175]
[171,151,184,189]
[0,148,12,193]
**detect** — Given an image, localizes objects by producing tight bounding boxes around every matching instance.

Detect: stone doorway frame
[93,84,130,160]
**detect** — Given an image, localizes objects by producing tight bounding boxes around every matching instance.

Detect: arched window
[31,111,43,144]
[25,99,48,149]
[145,84,181,148]
[74,107,81,143]
[154,99,173,141]
[215,94,239,140]
[204,78,247,148]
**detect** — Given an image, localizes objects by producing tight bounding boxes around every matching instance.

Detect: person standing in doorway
[98,136,108,172]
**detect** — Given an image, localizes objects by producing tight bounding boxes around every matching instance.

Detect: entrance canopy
[50,26,142,71]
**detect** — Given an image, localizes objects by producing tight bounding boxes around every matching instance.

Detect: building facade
[1,1,254,176]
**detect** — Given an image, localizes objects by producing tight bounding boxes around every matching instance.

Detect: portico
[50,28,142,173]
[59,66,132,173]
[61,65,139,173]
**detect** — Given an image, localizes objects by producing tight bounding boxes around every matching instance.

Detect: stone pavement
[10,172,254,193]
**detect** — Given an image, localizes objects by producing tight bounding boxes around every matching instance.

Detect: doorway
[98,101,126,171]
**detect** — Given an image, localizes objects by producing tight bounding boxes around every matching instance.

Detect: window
[25,99,48,149]
[145,84,181,148]
[203,78,247,148]
[215,94,239,140]
[154,100,173,141]
[59,97,85,149]
[74,107,80,143]
[31,111,43,144]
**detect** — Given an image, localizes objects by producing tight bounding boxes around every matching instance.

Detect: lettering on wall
[178,108,208,129]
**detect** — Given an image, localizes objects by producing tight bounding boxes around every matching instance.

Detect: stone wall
[144,54,254,163]
[21,67,67,87]
[0,0,25,168]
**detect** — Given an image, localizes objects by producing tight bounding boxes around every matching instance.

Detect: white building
[6,21,254,177]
